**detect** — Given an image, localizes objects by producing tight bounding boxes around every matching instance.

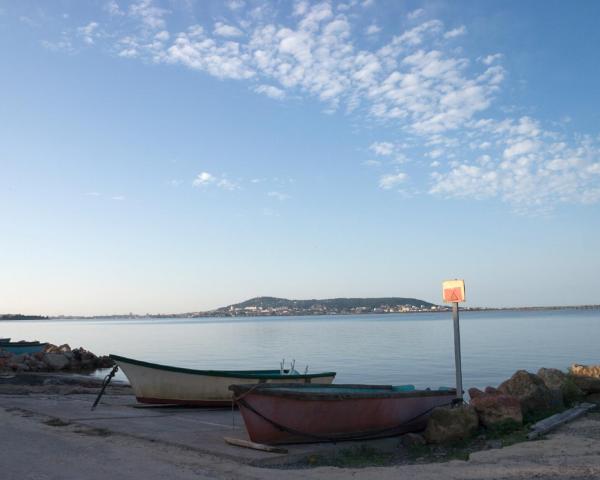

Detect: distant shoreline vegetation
[0,314,47,320]
[1,296,599,320]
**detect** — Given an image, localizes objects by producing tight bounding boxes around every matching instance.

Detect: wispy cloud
[192,172,239,190]
[213,22,243,37]
[254,84,285,100]
[444,25,466,39]
[379,172,407,190]
[267,191,290,201]
[42,1,600,213]
[77,21,100,44]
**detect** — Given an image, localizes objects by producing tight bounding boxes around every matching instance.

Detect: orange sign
[443,279,466,303]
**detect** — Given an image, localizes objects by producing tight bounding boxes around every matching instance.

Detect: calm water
[1,309,598,389]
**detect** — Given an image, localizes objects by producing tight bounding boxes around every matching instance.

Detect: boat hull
[111,355,336,406]
[0,342,47,355]
[231,384,456,444]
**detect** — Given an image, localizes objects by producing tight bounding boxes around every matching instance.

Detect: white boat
[110,354,336,406]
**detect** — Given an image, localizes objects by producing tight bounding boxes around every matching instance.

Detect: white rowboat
[110,354,336,406]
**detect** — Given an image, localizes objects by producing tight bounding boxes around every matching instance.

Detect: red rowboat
[230,383,457,444]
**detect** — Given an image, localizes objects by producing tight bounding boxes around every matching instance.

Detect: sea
[1,309,598,390]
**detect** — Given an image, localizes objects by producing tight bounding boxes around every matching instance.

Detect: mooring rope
[91,365,119,411]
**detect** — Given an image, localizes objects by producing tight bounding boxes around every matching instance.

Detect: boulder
[43,353,70,371]
[571,376,600,394]
[498,370,555,416]
[538,367,584,404]
[569,364,600,394]
[470,393,522,428]
[468,387,484,399]
[571,364,600,378]
[423,405,479,444]
[537,368,567,390]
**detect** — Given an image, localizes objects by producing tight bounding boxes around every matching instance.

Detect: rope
[91,365,119,411]
[236,396,456,443]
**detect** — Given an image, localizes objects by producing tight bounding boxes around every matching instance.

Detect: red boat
[230,383,457,445]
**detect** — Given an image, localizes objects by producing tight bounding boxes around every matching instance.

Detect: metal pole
[452,302,463,402]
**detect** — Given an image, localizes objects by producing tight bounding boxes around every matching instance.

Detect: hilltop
[210,296,442,317]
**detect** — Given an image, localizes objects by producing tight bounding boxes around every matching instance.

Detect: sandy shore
[2,376,600,479]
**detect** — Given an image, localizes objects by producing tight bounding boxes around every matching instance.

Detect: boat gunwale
[109,354,337,380]
[230,383,457,401]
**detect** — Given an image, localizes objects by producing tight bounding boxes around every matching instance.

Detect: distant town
[1,296,599,321]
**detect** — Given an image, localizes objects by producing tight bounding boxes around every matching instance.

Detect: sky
[1,0,599,315]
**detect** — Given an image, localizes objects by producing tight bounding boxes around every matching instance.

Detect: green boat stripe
[109,354,336,379]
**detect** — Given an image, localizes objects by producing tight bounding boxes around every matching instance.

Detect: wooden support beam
[528,403,596,439]
[224,436,288,454]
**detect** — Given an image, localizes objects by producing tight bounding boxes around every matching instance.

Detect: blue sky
[1,0,599,315]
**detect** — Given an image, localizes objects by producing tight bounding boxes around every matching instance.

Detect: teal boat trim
[109,354,337,380]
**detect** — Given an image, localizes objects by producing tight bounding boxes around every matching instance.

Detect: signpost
[442,279,466,402]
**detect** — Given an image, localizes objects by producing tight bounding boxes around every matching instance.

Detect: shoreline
[2,373,600,479]
[2,304,599,321]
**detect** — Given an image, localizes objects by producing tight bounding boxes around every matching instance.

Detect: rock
[470,393,523,428]
[97,356,114,368]
[43,353,70,371]
[571,376,600,394]
[585,393,600,404]
[401,432,426,447]
[537,368,567,390]
[485,386,499,395]
[571,364,600,378]
[423,405,479,444]
[11,354,28,364]
[569,364,600,394]
[468,387,484,399]
[498,370,555,416]
[537,367,582,405]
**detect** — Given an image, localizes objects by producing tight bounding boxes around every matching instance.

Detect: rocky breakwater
[422,365,593,445]
[0,344,113,373]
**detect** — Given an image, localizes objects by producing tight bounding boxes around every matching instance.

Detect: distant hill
[215,296,437,313]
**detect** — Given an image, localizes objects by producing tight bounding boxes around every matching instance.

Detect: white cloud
[363,159,382,167]
[129,0,168,30]
[407,8,425,20]
[227,0,245,11]
[77,22,99,45]
[365,24,381,35]
[267,191,291,201]
[444,26,466,39]
[155,30,169,41]
[370,142,394,156]
[427,148,444,159]
[54,2,600,213]
[105,1,124,16]
[503,139,538,159]
[192,172,216,187]
[193,172,239,190]
[111,195,125,201]
[254,84,285,100]
[214,22,243,37]
[379,172,407,189]
[481,53,503,65]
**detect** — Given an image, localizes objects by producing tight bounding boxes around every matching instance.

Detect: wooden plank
[224,436,288,454]
[528,403,596,439]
